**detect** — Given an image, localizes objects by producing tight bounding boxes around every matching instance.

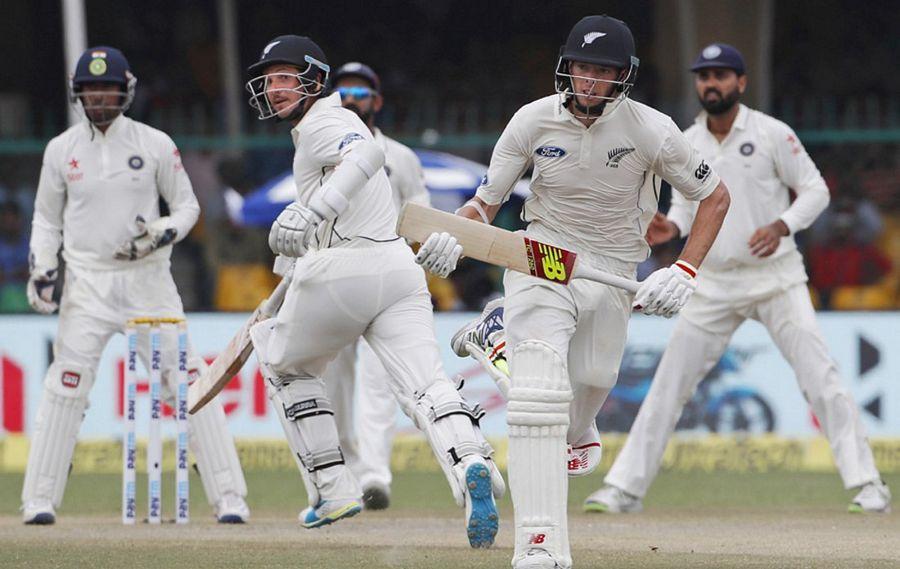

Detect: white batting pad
[507,340,573,569]
[268,374,359,505]
[410,380,502,507]
[21,363,94,508]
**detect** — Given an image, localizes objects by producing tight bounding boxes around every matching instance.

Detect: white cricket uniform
[22,115,247,511]
[253,93,486,507]
[324,127,431,491]
[479,94,719,568]
[605,104,881,499]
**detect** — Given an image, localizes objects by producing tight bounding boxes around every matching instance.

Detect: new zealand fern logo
[606,146,635,168]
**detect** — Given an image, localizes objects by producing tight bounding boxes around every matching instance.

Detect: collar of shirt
[291,92,343,145]
[694,103,749,140]
[554,94,625,127]
[81,113,128,140]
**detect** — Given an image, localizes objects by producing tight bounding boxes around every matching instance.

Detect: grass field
[3,471,899,568]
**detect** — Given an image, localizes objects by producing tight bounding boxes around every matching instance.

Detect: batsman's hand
[632,260,697,318]
[114,216,178,261]
[27,266,59,314]
[268,202,322,257]
[415,232,462,278]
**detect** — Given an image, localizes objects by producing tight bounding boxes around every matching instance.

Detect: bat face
[525,238,577,285]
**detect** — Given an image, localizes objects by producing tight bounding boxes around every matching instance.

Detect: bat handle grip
[262,277,290,316]
[573,265,641,294]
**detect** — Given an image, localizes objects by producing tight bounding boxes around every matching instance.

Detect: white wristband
[456,199,490,224]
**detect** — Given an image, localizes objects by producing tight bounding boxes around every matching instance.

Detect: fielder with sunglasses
[322,62,430,512]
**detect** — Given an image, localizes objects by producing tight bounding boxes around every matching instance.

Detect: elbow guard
[308,140,385,221]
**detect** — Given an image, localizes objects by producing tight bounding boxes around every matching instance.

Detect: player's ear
[737,74,747,94]
[373,93,384,113]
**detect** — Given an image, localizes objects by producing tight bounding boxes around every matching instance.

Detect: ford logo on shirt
[535,146,566,158]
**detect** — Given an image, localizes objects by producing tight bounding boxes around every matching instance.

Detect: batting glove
[268,202,323,258]
[415,231,463,278]
[114,216,178,260]
[26,266,59,314]
[632,260,698,318]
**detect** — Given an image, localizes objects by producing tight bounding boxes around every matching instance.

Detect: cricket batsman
[415,15,730,569]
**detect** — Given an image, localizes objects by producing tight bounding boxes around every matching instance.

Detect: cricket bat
[188,277,290,414]
[397,203,640,294]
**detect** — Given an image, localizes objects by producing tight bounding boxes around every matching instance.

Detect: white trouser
[504,252,636,569]
[325,339,397,490]
[605,255,880,498]
[255,241,454,503]
[21,262,247,508]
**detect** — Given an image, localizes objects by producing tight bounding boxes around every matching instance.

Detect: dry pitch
[3,471,899,568]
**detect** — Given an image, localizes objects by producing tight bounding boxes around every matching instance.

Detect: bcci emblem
[128,156,144,170]
[89,58,108,76]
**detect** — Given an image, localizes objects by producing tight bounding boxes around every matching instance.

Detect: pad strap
[284,397,335,421]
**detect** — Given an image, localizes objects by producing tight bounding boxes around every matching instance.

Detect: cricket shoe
[583,485,643,514]
[300,498,362,528]
[515,548,561,569]
[463,459,499,548]
[215,493,250,523]
[22,500,56,525]
[362,482,391,510]
[451,298,506,361]
[849,480,891,513]
[568,423,602,477]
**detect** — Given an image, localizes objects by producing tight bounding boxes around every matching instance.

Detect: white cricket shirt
[290,93,397,250]
[31,115,199,271]
[476,95,719,263]
[374,127,431,212]
[669,104,830,271]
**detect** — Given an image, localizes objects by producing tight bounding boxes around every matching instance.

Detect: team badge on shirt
[606,146,635,168]
[740,142,755,156]
[128,156,144,170]
[338,132,364,150]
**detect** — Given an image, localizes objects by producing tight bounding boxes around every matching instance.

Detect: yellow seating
[830,284,896,310]
[214,264,278,311]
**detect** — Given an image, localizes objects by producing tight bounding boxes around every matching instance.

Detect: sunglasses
[337,86,375,100]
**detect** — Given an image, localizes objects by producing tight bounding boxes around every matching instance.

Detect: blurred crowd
[1,142,897,314]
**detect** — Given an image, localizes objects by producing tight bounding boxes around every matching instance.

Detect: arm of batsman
[632,260,697,318]
[113,216,178,261]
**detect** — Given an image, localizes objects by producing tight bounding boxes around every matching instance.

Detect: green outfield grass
[3,471,899,568]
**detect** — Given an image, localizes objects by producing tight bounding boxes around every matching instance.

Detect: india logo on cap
[89,58,108,76]
[702,45,722,59]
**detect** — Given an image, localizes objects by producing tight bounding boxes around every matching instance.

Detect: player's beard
[343,103,374,126]
[700,87,740,115]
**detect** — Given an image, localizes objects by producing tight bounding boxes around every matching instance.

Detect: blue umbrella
[235,148,529,227]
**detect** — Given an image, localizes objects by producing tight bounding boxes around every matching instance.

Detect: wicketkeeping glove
[114,216,178,261]
[26,266,59,314]
[632,260,698,318]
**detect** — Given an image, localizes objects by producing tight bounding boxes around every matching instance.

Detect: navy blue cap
[73,46,131,85]
[332,62,381,92]
[690,43,745,75]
